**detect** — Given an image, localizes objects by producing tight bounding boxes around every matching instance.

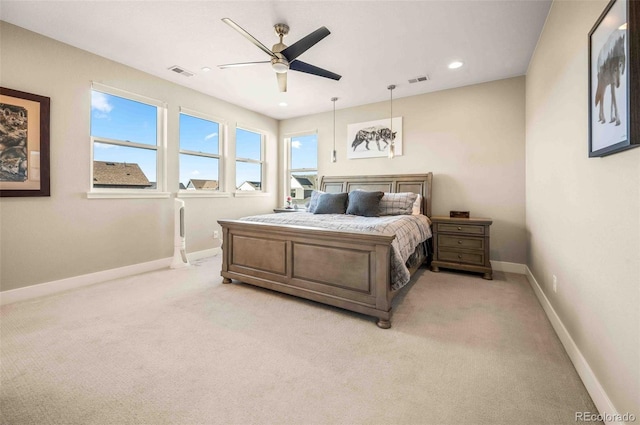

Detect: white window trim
[177,107,229,198]
[88,82,168,199]
[285,130,318,202]
[234,125,266,196]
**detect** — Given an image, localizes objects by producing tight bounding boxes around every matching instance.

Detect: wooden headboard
[320,173,433,217]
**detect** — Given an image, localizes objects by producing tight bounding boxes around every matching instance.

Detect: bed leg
[222,277,232,284]
[376,319,391,329]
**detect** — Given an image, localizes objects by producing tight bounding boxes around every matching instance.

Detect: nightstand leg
[482,272,492,280]
[431,265,440,272]
[222,277,232,284]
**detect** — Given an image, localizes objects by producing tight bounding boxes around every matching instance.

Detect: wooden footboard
[218,219,397,328]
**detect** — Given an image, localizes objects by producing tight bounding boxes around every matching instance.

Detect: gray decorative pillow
[379,192,418,215]
[346,190,384,217]
[313,192,348,214]
[307,190,325,213]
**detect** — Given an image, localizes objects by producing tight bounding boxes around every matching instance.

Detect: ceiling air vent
[409,75,430,84]
[168,65,195,77]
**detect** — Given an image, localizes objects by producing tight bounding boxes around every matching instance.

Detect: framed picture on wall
[347,117,403,160]
[588,0,639,157]
[0,87,50,197]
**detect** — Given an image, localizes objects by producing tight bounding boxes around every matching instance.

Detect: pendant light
[331,97,338,162]
[388,85,396,159]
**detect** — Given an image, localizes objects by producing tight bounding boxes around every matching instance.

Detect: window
[90,84,166,196]
[287,133,318,206]
[235,127,264,191]
[179,110,222,192]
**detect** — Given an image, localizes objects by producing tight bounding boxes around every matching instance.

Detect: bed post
[374,243,393,329]
[221,226,232,284]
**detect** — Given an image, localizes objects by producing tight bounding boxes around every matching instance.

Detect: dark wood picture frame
[588,0,639,157]
[0,87,50,197]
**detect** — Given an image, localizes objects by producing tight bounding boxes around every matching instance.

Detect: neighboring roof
[187,179,219,190]
[292,174,316,188]
[238,181,261,190]
[93,161,151,187]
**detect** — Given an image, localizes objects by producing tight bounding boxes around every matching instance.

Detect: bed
[218,173,433,328]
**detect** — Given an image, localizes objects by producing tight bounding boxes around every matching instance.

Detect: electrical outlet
[213,231,219,239]
[552,275,557,293]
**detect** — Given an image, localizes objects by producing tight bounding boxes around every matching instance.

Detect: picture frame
[588,0,639,157]
[347,117,403,159]
[0,87,50,197]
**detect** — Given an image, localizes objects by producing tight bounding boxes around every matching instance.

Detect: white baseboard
[0,249,220,306]
[491,260,526,274]
[525,266,623,425]
[188,247,221,261]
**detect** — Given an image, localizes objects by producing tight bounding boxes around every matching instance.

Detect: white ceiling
[1,1,551,120]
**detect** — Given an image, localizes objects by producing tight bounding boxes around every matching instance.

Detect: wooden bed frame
[218,173,433,328]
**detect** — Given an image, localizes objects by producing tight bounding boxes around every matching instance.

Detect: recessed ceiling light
[448,61,464,69]
[279,102,288,107]
[201,67,211,72]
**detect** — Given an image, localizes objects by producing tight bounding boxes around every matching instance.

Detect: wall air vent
[409,75,430,84]
[168,65,195,77]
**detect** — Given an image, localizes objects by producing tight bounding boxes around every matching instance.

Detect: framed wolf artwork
[588,0,639,157]
[347,117,403,159]
[0,88,50,197]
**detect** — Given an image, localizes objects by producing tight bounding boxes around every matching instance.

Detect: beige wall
[526,0,639,416]
[0,22,279,291]
[280,77,527,264]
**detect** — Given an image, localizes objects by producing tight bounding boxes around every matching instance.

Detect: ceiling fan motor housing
[271,55,290,73]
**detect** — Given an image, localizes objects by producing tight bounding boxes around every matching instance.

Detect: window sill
[177,191,231,198]
[233,191,270,198]
[87,191,171,199]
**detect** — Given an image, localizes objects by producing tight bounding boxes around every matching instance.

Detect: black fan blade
[290,60,341,81]
[281,27,330,62]
[222,18,277,59]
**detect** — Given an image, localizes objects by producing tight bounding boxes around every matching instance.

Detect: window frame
[88,82,169,199]
[234,125,266,196]
[285,130,318,206]
[177,107,229,198]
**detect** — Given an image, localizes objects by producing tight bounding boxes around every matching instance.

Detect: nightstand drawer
[438,249,485,266]
[438,235,484,250]
[437,223,485,235]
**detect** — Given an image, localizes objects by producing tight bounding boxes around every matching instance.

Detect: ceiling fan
[218,18,342,92]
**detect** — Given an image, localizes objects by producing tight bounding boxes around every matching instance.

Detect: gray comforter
[240,213,432,290]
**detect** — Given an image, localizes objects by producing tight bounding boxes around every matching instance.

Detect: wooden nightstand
[430,216,493,280]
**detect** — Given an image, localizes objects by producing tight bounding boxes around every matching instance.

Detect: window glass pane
[290,171,317,206]
[93,142,156,188]
[236,162,261,190]
[179,154,219,190]
[91,91,157,146]
[291,134,318,169]
[236,128,261,160]
[179,114,219,154]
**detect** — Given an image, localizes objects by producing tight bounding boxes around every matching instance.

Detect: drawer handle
[457,226,462,230]
[458,240,462,244]
[457,254,462,259]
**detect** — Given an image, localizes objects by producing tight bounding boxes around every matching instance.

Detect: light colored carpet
[1,256,599,425]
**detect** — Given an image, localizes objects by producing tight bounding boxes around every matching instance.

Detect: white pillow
[412,194,422,215]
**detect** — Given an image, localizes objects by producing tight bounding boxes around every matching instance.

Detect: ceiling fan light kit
[219,18,341,92]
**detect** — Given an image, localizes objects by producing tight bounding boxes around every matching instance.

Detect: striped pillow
[379,192,418,215]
